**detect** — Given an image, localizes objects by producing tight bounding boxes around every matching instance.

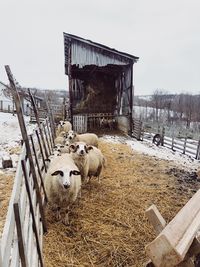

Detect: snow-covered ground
[101,135,199,172]
[0,112,35,169]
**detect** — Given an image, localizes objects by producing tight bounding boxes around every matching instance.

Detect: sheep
[44,154,81,225]
[70,142,106,182]
[67,130,99,148]
[54,141,70,154]
[57,120,72,136]
[54,136,65,145]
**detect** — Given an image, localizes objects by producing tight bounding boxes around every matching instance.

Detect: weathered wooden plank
[1,145,26,266]
[13,202,29,267]
[21,160,44,267]
[146,205,166,235]
[146,188,200,267]
[5,66,47,233]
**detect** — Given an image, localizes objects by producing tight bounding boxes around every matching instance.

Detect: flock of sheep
[44,120,106,225]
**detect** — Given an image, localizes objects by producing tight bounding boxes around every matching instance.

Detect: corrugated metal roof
[64,33,139,73]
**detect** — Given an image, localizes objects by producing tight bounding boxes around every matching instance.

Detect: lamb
[70,142,106,182]
[57,120,72,135]
[67,130,99,148]
[44,154,81,225]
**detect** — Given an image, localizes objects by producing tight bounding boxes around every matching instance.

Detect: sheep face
[67,130,76,141]
[51,169,80,189]
[54,144,65,152]
[70,142,93,156]
[59,121,65,127]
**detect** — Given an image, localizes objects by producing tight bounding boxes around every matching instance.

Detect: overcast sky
[0,0,200,95]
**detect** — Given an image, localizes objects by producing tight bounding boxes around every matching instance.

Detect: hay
[43,140,199,267]
[0,173,14,236]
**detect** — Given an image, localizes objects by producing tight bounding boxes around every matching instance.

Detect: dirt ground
[43,140,200,267]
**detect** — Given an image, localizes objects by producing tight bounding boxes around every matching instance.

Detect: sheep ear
[69,144,76,152]
[87,146,93,151]
[51,170,64,176]
[54,146,57,149]
[60,145,64,148]
[45,159,51,162]
[70,170,81,176]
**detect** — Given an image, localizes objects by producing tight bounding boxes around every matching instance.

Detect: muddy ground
[43,140,200,267]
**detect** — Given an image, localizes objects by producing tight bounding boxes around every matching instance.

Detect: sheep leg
[63,207,70,225]
[56,207,61,221]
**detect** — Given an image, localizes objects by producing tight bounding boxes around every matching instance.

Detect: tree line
[134,89,200,128]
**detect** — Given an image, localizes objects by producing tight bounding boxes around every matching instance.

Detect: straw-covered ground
[0,172,14,236]
[43,140,200,267]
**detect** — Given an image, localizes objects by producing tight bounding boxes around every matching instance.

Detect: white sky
[0,0,200,95]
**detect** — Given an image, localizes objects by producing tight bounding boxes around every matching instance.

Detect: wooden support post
[28,89,49,159]
[46,120,54,152]
[44,93,56,140]
[161,127,165,146]
[21,160,44,267]
[145,204,166,235]
[30,135,48,203]
[35,129,47,173]
[42,122,51,156]
[195,139,200,160]
[68,41,73,126]
[183,137,187,155]
[171,133,175,151]
[5,65,47,233]
[13,203,28,267]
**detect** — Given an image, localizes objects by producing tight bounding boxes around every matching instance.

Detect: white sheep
[54,136,65,145]
[67,130,99,148]
[70,142,105,182]
[44,154,81,225]
[54,141,70,154]
[57,120,72,135]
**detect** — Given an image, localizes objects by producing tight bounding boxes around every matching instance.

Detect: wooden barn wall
[64,40,132,70]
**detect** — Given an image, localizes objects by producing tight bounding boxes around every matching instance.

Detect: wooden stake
[21,159,44,267]
[13,203,28,267]
[5,65,47,233]
[35,129,47,173]
[30,135,48,203]
[28,89,49,159]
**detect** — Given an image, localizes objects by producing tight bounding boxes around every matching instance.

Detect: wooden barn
[63,33,139,134]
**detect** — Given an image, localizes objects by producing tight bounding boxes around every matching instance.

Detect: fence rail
[143,131,200,160]
[0,118,53,267]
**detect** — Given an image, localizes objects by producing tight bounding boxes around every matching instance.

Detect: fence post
[5,65,47,233]
[196,139,200,159]
[21,160,44,267]
[13,203,29,267]
[161,127,165,146]
[171,132,175,151]
[183,137,187,155]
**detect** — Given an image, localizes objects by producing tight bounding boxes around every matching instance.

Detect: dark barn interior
[63,33,139,133]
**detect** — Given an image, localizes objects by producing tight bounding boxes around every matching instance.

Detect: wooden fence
[0,100,14,113]
[0,118,54,267]
[143,131,200,160]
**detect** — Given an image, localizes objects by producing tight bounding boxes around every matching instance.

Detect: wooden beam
[145,188,200,267]
[28,89,49,159]
[13,203,28,267]
[5,65,47,233]
[35,129,47,173]
[21,159,44,267]
[145,204,166,235]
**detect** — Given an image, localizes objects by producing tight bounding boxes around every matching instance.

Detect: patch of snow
[101,135,199,172]
[0,112,36,169]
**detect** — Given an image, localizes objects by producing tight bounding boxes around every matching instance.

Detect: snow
[101,135,199,172]
[0,112,36,169]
